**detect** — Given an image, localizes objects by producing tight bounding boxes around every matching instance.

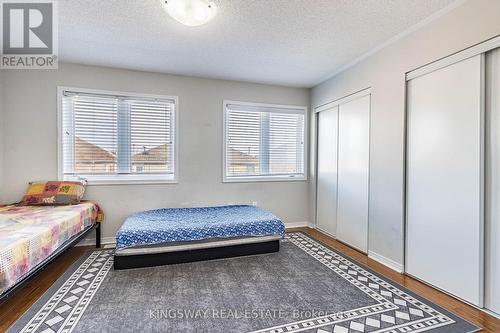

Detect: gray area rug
[8,233,479,333]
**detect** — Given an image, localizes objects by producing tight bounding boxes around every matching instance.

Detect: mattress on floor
[114,235,282,256]
[0,202,100,296]
[115,205,285,252]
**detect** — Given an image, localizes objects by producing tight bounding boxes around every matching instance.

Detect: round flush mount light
[163,0,216,27]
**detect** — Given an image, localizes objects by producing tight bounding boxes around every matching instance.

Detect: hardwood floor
[1,227,499,332]
[0,246,91,332]
[288,227,500,333]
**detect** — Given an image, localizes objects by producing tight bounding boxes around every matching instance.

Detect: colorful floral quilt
[0,202,100,296]
[116,205,285,249]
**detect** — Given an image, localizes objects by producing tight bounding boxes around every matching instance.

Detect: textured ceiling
[58,0,457,87]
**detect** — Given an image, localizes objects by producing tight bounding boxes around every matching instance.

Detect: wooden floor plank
[0,246,90,332]
[1,228,499,332]
[289,227,500,333]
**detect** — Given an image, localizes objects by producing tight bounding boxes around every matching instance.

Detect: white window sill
[63,174,178,186]
[223,175,307,183]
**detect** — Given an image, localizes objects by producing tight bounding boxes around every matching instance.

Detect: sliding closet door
[336,95,370,253]
[485,48,500,315]
[406,55,484,306]
[316,106,339,236]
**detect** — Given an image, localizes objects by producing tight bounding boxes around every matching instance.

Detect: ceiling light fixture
[163,0,216,27]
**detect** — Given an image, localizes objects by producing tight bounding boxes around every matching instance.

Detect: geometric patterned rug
[8,233,479,333]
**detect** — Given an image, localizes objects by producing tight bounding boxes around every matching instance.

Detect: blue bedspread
[115,205,285,249]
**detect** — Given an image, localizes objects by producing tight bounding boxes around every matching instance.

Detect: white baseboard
[285,221,313,228]
[313,226,337,239]
[483,308,500,320]
[368,251,404,273]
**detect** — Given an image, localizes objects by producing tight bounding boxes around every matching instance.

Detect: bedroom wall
[310,0,500,269]
[2,63,310,241]
[0,70,3,202]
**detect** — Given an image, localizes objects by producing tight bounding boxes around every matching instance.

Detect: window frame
[57,86,179,185]
[222,100,308,183]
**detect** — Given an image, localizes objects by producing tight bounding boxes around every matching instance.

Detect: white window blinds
[60,89,176,183]
[224,102,306,180]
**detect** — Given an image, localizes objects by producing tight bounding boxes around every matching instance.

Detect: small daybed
[114,205,285,269]
[0,202,102,301]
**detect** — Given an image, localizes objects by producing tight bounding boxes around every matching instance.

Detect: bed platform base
[0,223,101,303]
[113,239,280,270]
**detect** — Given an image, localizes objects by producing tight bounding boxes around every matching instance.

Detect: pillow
[21,181,86,206]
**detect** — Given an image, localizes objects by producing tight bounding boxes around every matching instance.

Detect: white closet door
[485,48,500,315]
[336,95,370,253]
[316,106,339,236]
[406,55,484,306]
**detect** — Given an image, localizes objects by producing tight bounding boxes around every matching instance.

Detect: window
[223,100,306,182]
[59,87,177,184]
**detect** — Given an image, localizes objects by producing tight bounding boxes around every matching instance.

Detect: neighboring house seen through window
[223,101,306,182]
[59,88,177,184]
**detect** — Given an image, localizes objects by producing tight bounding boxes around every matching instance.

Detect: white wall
[310,0,500,267]
[2,63,309,240]
[0,70,3,201]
